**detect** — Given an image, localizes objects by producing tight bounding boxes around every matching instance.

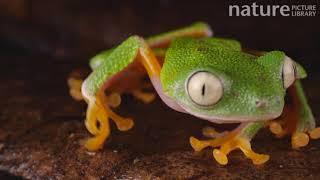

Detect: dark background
[1,1,319,68]
[0,0,320,179]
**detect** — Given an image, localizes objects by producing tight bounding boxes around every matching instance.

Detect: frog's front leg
[269,80,320,149]
[190,122,269,165]
[82,36,164,151]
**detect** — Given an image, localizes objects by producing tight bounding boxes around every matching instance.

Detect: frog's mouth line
[179,103,283,124]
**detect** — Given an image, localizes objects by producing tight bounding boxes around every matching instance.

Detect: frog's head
[161,38,306,123]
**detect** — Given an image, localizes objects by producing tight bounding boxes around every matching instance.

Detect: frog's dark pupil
[201,84,206,96]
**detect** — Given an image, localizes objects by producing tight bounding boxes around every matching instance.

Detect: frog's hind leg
[67,68,92,101]
[146,22,212,48]
[190,122,269,165]
[68,76,84,101]
[132,89,156,104]
[269,80,320,149]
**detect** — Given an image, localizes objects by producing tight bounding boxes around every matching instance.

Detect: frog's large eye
[282,56,296,88]
[187,71,223,106]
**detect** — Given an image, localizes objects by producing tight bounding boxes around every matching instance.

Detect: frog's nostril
[255,99,267,108]
[275,96,281,104]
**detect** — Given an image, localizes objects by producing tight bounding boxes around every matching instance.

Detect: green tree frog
[68,22,320,165]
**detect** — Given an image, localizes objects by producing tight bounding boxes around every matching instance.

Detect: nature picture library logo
[228,2,317,17]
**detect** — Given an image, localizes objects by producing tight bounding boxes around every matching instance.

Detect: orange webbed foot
[84,93,134,151]
[191,122,269,165]
[190,123,269,166]
[190,135,269,165]
[269,121,320,149]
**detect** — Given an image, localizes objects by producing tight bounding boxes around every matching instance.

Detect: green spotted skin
[89,48,115,70]
[160,37,290,119]
[82,36,141,99]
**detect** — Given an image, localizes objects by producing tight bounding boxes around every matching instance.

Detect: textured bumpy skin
[161,37,289,120]
[89,48,115,70]
[82,36,140,99]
